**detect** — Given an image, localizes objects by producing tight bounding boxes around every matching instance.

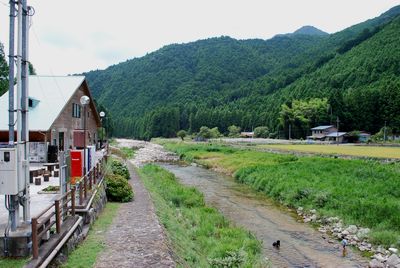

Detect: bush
[254,126,269,138]
[210,127,222,138]
[199,126,212,139]
[228,125,241,138]
[110,160,130,180]
[105,174,133,202]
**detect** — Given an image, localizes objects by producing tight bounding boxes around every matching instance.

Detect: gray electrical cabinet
[0,148,20,195]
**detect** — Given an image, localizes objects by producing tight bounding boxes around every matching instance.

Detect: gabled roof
[0,75,99,131]
[311,125,335,130]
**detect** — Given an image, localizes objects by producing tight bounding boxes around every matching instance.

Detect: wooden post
[32,218,38,259]
[55,200,61,234]
[71,188,76,216]
[84,175,87,200]
[89,170,92,191]
[79,181,83,205]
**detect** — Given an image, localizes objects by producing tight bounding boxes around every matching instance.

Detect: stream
[158,163,368,268]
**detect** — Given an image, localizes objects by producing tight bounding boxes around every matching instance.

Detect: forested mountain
[85,6,400,139]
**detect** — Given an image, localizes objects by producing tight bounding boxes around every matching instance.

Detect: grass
[120,147,136,159]
[0,257,28,268]
[161,141,400,248]
[138,164,266,267]
[257,144,400,159]
[61,202,121,268]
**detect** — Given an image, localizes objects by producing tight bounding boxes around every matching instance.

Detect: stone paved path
[94,161,175,268]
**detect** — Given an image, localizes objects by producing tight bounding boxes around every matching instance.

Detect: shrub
[105,174,133,202]
[210,127,222,138]
[254,126,269,138]
[110,160,130,180]
[198,126,212,139]
[228,125,241,138]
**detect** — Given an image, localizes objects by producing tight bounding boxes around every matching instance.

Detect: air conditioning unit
[0,148,20,195]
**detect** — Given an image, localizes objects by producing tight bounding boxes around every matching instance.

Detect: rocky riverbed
[115,139,179,167]
[299,208,400,268]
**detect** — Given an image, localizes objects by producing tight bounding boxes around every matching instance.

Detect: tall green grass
[162,142,400,247]
[138,164,265,267]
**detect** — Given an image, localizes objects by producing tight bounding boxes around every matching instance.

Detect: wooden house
[0,76,101,160]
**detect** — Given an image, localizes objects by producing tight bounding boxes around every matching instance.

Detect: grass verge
[0,257,28,268]
[161,141,400,248]
[138,164,265,267]
[61,202,121,268]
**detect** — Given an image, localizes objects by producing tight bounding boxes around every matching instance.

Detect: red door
[70,150,83,183]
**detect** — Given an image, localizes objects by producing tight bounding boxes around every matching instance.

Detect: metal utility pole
[8,0,18,232]
[336,116,340,146]
[21,0,31,222]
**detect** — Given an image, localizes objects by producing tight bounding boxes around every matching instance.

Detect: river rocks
[357,227,370,239]
[369,259,385,268]
[346,225,358,235]
[389,248,399,254]
[386,254,400,267]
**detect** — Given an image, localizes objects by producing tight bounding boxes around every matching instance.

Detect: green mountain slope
[85,6,400,139]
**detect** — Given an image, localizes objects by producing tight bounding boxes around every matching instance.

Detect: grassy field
[256,144,400,159]
[138,164,265,267]
[62,202,121,268]
[161,141,400,247]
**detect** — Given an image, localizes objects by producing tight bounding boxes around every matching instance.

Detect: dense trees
[84,6,400,139]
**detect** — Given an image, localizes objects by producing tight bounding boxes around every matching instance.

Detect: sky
[1,0,400,75]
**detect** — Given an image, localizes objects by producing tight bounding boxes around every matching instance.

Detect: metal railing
[31,157,105,259]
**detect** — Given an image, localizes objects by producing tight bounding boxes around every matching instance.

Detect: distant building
[0,76,101,161]
[358,132,371,143]
[325,132,348,143]
[308,125,337,140]
[240,132,254,138]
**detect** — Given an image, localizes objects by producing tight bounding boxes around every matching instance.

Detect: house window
[72,103,81,118]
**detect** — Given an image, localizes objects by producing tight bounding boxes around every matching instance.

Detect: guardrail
[31,156,106,259]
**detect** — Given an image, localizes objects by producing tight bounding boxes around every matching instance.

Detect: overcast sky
[1,0,400,75]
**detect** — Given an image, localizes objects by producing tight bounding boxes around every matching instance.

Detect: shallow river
[158,163,368,268]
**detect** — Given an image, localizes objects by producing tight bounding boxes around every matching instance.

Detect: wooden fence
[31,157,106,259]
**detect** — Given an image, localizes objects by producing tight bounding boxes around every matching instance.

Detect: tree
[279,98,330,139]
[210,127,222,138]
[228,125,241,138]
[177,130,187,141]
[0,42,9,96]
[198,126,212,139]
[254,126,269,138]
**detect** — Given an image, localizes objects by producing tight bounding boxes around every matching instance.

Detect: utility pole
[384,121,387,142]
[8,0,18,232]
[21,0,31,222]
[288,124,291,140]
[336,116,340,146]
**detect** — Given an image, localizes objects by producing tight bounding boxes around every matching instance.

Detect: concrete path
[94,161,175,268]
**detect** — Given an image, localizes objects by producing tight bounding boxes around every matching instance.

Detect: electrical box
[0,148,19,195]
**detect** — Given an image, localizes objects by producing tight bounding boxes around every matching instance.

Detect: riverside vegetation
[138,164,265,267]
[161,141,400,248]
